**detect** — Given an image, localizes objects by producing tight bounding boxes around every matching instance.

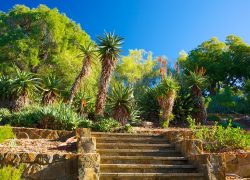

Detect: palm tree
[107,83,134,125]
[95,32,124,116]
[10,66,41,111]
[68,43,97,105]
[186,67,207,124]
[41,75,60,105]
[156,76,179,127]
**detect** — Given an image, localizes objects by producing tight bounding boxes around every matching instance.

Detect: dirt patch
[0,139,76,154]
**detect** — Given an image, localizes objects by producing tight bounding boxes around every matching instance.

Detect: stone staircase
[91,132,205,180]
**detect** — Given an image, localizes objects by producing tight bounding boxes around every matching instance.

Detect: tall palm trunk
[95,57,116,116]
[191,85,207,124]
[158,90,176,127]
[68,56,91,105]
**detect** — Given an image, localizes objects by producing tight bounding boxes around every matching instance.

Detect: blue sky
[0,0,250,64]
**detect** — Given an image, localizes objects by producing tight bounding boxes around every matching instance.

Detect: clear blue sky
[0,0,250,64]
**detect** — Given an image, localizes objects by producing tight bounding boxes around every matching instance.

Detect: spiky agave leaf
[11,66,41,98]
[97,32,124,61]
[107,83,134,124]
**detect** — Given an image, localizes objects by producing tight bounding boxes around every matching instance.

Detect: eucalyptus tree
[0,5,95,89]
[95,32,124,116]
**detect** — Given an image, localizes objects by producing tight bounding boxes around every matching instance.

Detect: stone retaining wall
[163,130,250,180]
[0,152,78,179]
[0,127,100,180]
[12,127,74,141]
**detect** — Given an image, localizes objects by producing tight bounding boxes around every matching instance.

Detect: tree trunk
[68,56,91,105]
[11,92,29,111]
[191,85,207,124]
[42,92,57,105]
[113,107,129,125]
[158,91,176,127]
[95,57,116,116]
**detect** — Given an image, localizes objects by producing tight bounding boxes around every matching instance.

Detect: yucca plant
[156,76,179,127]
[68,42,97,104]
[95,32,124,116]
[41,75,61,105]
[185,67,208,124]
[10,66,41,111]
[107,83,134,125]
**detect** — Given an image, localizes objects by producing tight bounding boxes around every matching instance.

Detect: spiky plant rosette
[107,83,134,125]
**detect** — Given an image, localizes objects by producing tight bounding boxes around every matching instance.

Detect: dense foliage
[0,125,15,143]
[0,4,100,97]
[0,165,24,180]
[188,117,250,152]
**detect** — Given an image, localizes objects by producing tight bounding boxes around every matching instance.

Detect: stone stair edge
[100,156,187,160]
[100,172,204,177]
[100,164,195,168]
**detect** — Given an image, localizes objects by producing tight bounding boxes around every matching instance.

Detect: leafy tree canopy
[114,49,158,85]
[178,35,250,94]
[0,5,100,93]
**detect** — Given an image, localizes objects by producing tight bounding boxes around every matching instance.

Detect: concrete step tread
[100,173,204,177]
[101,164,195,168]
[97,143,173,147]
[101,156,187,160]
[97,149,177,153]
[92,132,162,136]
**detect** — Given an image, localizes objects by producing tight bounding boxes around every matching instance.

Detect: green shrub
[188,118,250,152]
[172,89,193,125]
[4,104,92,130]
[93,118,120,132]
[0,108,11,123]
[6,106,42,127]
[124,123,133,133]
[0,125,15,143]
[0,164,24,180]
[137,88,159,122]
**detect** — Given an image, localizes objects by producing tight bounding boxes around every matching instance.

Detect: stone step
[100,164,197,173]
[101,156,188,165]
[97,149,181,157]
[92,132,162,137]
[100,173,205,180]
[97,143,174,150]
[96,137,168,144]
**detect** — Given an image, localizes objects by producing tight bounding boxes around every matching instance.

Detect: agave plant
[107,83,134,125]
[95,32,124,116]
[10,66,41,111]
[41,75,61,105]
[155,76,179,127]
[68,42,97,104]
[185,67,208,124]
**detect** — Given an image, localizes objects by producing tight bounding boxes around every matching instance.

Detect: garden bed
[0,139,76,154]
